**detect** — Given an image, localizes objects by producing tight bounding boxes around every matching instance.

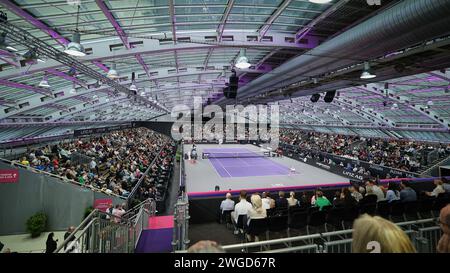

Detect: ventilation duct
[233,0,450,101]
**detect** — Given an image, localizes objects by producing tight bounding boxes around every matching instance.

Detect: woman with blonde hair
[352,214,416,253]
[247,194,267,242]
[287,191,298,207]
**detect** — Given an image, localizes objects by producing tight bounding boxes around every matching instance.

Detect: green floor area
[0,231,65,253]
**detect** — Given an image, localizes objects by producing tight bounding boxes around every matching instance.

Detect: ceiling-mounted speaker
[324,90,336,103]
[225,71,238,99]
[310,93,320,103]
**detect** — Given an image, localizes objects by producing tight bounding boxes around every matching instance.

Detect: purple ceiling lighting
[46,68,87,88]
[0,98,15,106]
[0,0,68,46]
[73,95,92,103]
[46,103,68,110]
[1,0,110,73]
[96,0,154,83]
[0,79,52,96]
[0,56,19,67]
[95,0,130,48]
[0,49,16,57]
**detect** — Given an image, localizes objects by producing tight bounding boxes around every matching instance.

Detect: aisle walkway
[135,215,174,253]
[0,231,65,253]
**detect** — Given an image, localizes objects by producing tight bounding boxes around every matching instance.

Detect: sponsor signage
[94,198,113,212]
[0,169,19,183]
[281,143,417,179]
[73,123,136,137]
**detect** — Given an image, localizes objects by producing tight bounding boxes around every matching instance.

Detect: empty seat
[359,202,377,216]
[417,198,435,218]
[326,207,344,230]
[376,201,391,219]
[247,218,268,242]
[342,206,360,229]
[267,215,289,239]
[390,201,405,222]
[308,210,327,234]
[403,201,419,221]
[288,211,308,230]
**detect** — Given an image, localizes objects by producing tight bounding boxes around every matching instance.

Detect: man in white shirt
[366,180,385,201]
[220,193,235,213]
[232,191,252,234]
[425,180,446,197]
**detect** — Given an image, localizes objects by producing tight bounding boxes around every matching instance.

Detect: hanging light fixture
[69,83,77,94]
[235,48,251,69]
[64,5,85,57]
[23,49,45,63]
[107,63,119,79]
[129,72,137,91]
[39,74,50,88]
[360,61,376,79]
[0,32,17,52]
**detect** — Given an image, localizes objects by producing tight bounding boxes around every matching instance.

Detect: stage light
[64,32,85,57]
[107,63,119,79]
[235,49,251,69]
[38,75,50,88]
[360,62,376,79]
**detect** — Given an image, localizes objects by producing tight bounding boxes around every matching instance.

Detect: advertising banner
[93,198,113,212]
[281,143,417,179]
[0,169,19,183]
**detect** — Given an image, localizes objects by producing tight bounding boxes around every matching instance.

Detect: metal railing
[177,218,440,253]
[415,226,443,253]
[172,192,190,252]
[126,147,164,208]
[54,198,156,253]
[130,199,156,248]
[0,157,125,199]
[70,152,93,166]
[421,154,450,177]
[179,143,186,193]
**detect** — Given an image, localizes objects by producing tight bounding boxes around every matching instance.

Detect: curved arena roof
[0,0,449,143]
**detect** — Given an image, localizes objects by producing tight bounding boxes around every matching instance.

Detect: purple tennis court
[204,148,291,178]
[184,144,347,194]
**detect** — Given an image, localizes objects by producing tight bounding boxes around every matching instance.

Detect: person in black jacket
[45,232,58,253]
[275,191,288,209]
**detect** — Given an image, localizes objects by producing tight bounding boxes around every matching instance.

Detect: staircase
[420,154,450,177]
[55,199,157,253]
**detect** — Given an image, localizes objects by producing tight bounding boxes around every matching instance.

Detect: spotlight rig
[0,11,7,23]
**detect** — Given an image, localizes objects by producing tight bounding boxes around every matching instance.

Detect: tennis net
[202,151,271,159]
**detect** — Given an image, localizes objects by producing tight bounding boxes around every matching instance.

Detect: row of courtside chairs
[220,194,449,243]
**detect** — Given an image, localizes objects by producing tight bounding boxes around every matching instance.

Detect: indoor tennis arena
[0,0,450,261]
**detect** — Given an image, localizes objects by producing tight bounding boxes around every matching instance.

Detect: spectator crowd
[219,177,450,243]
[280,129,450,173]
[13,128,176,205]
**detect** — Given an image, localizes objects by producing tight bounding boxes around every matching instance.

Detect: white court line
[212,158,233,178]
[207,158,226,178]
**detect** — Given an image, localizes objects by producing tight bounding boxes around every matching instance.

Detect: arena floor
[184,144,349,194]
